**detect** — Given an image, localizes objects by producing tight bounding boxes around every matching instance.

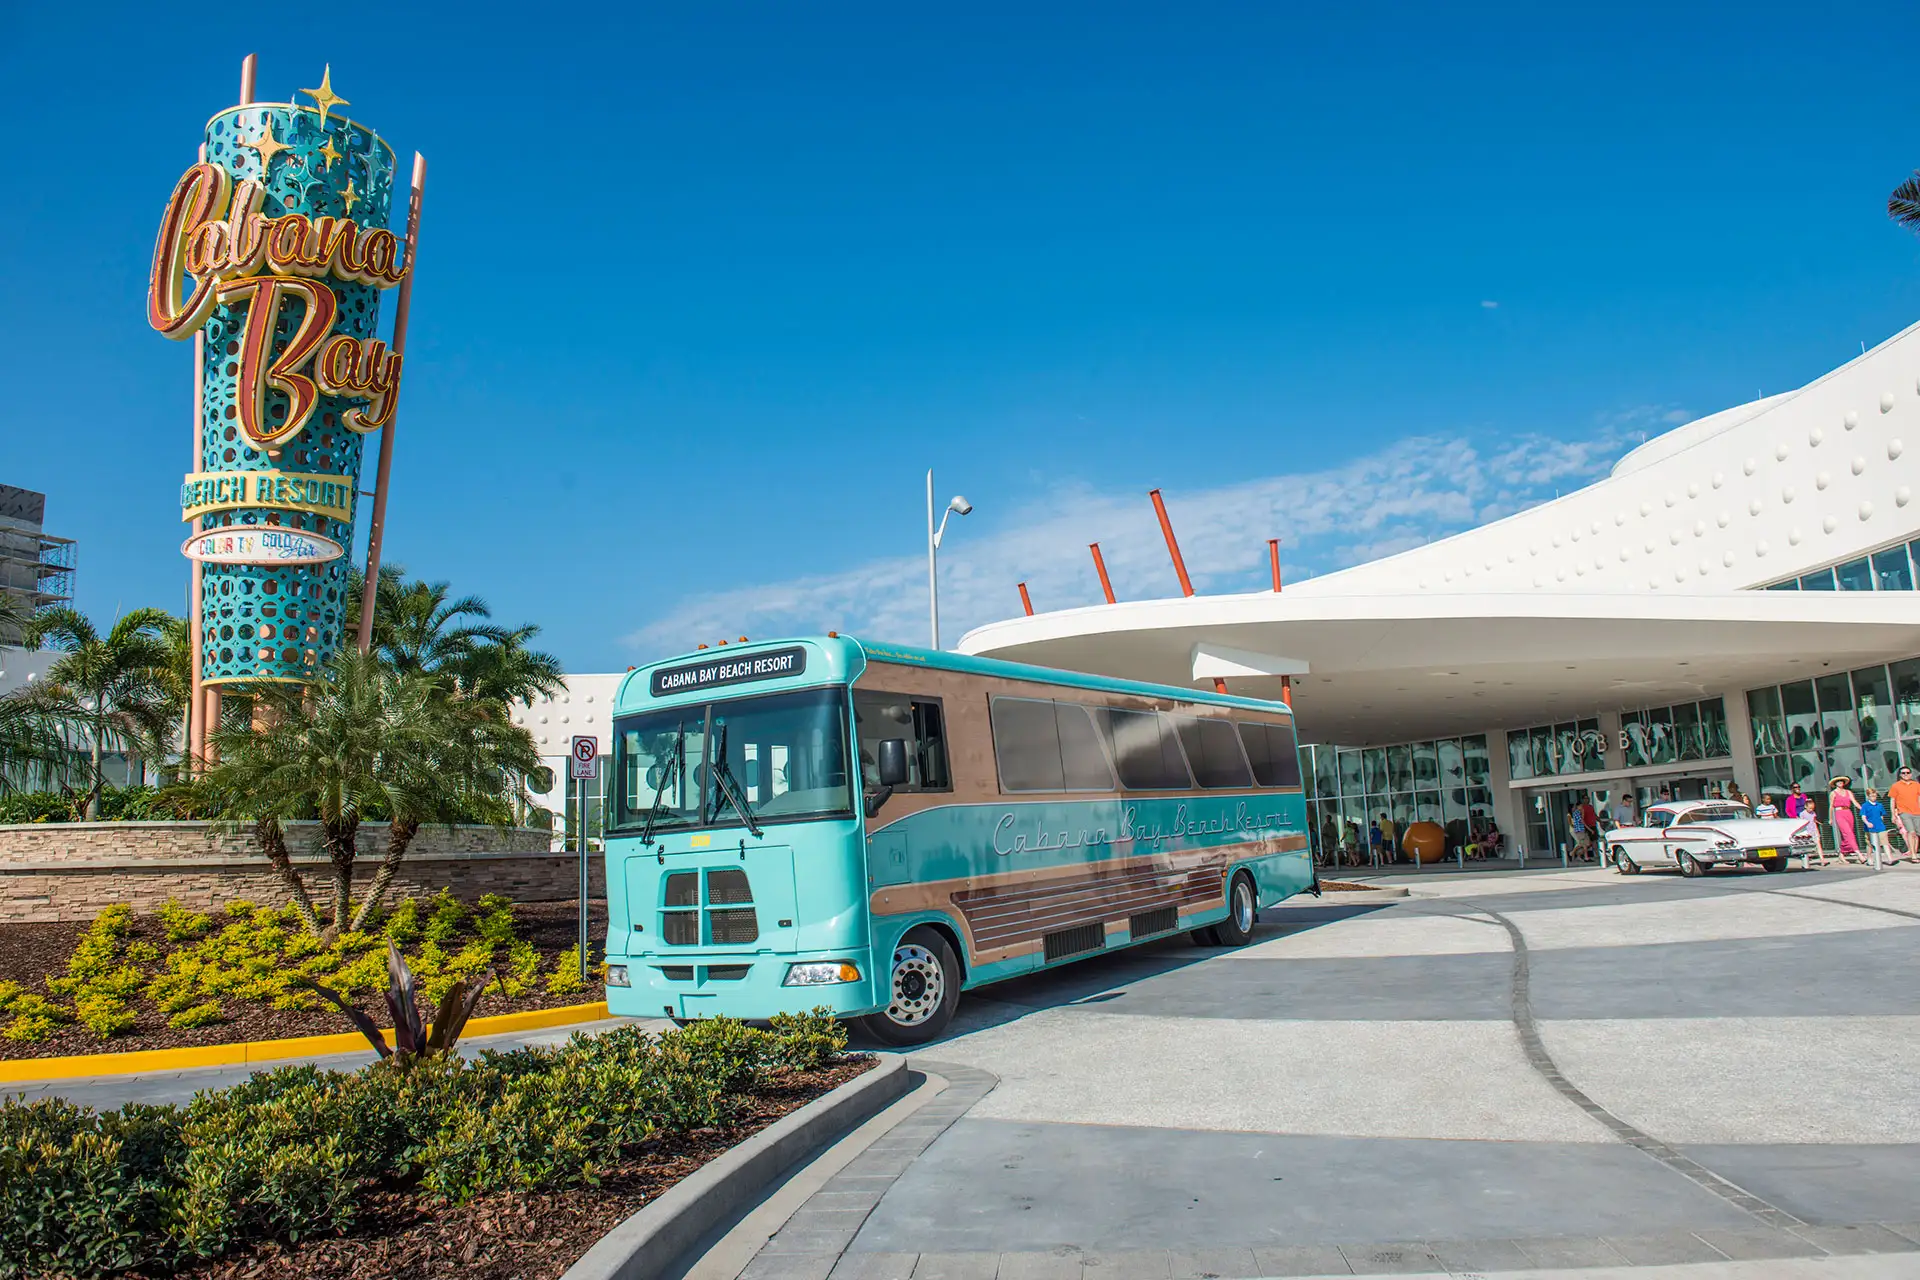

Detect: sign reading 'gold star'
[298,64,349,131]
[242,119,292,178]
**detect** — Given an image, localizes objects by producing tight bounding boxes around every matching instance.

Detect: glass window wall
[1303,733,1492,863]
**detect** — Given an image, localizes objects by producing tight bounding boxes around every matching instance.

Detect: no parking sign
[569,735,599,780]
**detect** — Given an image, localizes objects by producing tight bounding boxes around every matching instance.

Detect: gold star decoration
[341,177,360,215]
[298,64,349,131]
[319,137,342,169]
[242,118,292,178]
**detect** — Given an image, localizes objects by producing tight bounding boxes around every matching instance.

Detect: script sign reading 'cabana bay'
[148,67,408,685]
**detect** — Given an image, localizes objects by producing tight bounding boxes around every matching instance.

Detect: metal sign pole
[577,771,589,981]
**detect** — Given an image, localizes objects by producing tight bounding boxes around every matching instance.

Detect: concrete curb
[562,1054,911,1280]
[1316,886,1410,900]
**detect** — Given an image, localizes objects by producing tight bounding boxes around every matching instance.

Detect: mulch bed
[136,1056,875,1280]
[1317,881,1378,892]
[0,901,610,1061]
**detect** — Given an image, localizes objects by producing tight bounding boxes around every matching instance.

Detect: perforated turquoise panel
[194,104,397,684]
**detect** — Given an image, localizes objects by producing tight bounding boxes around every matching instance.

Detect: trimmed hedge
[0,1011,850,1278]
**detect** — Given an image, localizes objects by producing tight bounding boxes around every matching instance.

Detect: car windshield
[612,687,853,834]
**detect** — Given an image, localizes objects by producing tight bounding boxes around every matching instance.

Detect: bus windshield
[612,686,854,834]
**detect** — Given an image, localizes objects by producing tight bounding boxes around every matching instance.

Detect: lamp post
[926,469,972,650]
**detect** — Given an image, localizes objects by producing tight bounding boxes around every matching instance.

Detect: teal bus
[602,634,1314,1044]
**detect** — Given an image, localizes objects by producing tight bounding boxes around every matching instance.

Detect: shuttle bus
[602,634,1313,1044]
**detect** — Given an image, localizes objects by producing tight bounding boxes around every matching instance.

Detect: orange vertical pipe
[358,152,428,652]
[1017,582,1034,616]
[1149,489,1196,596]
[1089,543,1116,604]
[239,54,256,105]
[1268,538,1283,592]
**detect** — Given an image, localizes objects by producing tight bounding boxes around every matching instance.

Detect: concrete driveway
[743,866,1920,1278]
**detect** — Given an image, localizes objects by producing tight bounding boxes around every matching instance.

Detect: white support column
[1482,726,1523,862]
[1725,687,1760,800]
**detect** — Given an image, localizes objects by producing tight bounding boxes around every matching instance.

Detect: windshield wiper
[639,726,686,847]
[704,723,764,838]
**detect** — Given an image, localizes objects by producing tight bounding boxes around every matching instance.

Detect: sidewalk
[3,1014,670,1110]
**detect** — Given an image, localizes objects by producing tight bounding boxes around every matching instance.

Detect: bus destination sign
[651,646,808,697]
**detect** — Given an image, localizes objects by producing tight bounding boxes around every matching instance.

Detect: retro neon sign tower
[148,58,425,764]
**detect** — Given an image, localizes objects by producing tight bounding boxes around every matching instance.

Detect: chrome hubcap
[1233,881,1254,931]
[885,943,944,1027]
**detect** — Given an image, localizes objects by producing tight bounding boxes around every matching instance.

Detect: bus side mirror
[877,739,910,788]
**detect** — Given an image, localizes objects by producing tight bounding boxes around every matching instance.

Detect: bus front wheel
[858,927,961,1046]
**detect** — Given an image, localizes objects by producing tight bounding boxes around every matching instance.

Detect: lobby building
[954,320,1920,862]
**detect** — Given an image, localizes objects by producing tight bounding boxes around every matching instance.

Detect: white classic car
[1606,799,1816,876]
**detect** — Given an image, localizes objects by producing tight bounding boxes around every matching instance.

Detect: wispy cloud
[1480,300,1500,309]
[621,409,1676,658]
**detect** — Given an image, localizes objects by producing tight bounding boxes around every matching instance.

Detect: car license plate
[1757,848,1777,857]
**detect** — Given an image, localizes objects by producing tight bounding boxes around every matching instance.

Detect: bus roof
[613,634,1292,718]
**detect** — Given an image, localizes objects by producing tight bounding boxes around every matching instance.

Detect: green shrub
[168,1001,225,1030]
[423,889,467,942]
[157,899,213,943]
[545,945,589,996]
[769,1008,849,1071]
[381,896,422,945]
[0,1018,850,1276]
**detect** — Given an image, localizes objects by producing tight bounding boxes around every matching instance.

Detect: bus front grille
[656,869,759,946]
[706,965,751,981]
[656,965,694,981]
[707,869,752,904]
[1043,922,1106,962]
[1129,907,1178,939]
[709,909,759,945]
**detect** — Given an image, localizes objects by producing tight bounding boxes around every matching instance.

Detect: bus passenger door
[869,827,911,887]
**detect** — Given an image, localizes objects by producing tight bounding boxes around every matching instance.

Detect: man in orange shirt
[1888,766,1920,861]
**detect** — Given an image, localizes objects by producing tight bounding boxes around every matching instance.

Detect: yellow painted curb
[0,1001,611,1085]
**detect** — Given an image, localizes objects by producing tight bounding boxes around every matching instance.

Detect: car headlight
[784,962,861,986]
[605,964,630,987]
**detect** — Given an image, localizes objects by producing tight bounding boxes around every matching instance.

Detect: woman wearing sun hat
[1828,776,1863,865]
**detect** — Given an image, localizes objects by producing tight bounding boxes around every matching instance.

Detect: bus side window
[1092,707,1191,790]
[1174,716,1254,788]
[855,691,952,793]
[1237,721,1301,789]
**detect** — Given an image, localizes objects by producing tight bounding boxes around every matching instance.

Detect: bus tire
[1213,872,1258,947]
[858,927,961,1046]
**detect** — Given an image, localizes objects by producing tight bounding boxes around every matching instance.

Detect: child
[1754,794,1779,819]
[1861,788,1894,869]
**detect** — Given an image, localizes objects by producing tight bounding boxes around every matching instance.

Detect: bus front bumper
[606,950,883,1022]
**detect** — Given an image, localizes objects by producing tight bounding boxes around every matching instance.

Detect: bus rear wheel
[1212,873,1258,947]
[858,927,961,1047]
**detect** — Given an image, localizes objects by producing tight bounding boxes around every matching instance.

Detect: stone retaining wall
[0,821,601,922]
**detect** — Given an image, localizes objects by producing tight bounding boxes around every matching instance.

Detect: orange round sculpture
[1402,820,1447,865]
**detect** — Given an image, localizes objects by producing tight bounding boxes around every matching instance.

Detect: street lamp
[926,469,972,649]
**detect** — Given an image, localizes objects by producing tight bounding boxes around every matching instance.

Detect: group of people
[1775,766,1920,868]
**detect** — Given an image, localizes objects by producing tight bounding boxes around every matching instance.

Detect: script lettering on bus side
[990,802,1295,858]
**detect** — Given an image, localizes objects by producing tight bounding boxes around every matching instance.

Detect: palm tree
[1892,172,1920,232]
[199,647,541,934]
[24,607,180,816]
[344,564,563,706]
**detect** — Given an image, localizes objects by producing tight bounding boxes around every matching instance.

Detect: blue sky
[5,2,1920,670]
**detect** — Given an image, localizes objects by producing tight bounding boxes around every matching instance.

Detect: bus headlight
[784,962,861,986]
[605,965,630,987]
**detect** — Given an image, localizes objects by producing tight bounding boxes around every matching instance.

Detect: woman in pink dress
[1828,777,1862,863]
